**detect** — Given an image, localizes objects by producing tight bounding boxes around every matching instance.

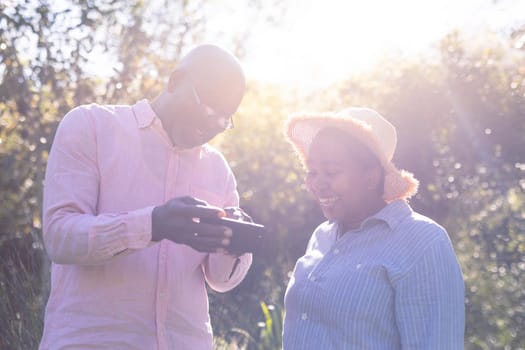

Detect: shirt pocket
[189,184,225,208]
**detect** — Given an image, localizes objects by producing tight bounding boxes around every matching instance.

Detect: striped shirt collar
[336,199,413,235]
[369,199,413,230]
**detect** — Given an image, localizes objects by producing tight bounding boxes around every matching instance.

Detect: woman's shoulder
[380,207,450,255]
[400,210,449,242]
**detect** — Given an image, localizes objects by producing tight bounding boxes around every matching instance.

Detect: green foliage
[207,83,324,343]
[257,302,284,350]
[212,302,284,350]
[1,1,525,349]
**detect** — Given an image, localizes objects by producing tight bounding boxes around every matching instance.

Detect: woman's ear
[367,166,383,192]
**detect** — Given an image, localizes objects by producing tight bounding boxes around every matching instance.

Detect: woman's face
[305,129,382,229]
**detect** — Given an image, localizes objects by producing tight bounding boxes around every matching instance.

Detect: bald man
[40,44,252,350]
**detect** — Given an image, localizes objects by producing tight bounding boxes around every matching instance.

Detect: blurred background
[1,0,524,349]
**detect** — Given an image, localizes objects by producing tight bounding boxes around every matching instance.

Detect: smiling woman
[282,107,465,349]
[304,127,385,229]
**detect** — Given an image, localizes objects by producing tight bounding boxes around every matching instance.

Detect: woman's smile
[318,196,340,208]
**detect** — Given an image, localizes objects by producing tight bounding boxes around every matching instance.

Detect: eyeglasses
[190,84,234,130]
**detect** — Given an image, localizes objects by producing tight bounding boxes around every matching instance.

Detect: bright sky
[40,0,524,91]
[212,0,525,89]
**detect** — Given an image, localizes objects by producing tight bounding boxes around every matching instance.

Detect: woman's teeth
[319,196,339,207]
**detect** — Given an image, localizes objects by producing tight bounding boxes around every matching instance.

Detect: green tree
[2,1,525,349]
[0,0,284,348]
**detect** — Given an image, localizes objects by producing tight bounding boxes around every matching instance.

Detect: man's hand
[151,196,232,253]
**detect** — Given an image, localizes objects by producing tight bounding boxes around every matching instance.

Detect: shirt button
[333,248,340,254]
[301,313,308,320]
[310,275,316,282]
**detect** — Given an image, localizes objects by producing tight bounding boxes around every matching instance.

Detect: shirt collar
[362,199,413,231]
[131,99,208,156]
[132,99,157,129]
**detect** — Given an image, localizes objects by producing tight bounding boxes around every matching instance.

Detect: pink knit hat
[285,107,418,202]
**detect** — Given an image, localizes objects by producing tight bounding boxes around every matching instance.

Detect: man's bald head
[152,44,247,149]
[175,44,246,116]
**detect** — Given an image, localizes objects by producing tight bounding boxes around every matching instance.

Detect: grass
[0,237,49,350]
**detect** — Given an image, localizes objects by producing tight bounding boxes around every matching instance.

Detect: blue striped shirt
[283,200,465,349]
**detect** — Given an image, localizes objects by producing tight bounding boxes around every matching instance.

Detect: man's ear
[167,69,186,93]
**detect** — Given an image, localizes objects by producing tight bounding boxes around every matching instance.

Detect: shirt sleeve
[204,252,253,292]
[43,108,152,265]
[202,165,252,292]
[394,237,465,349]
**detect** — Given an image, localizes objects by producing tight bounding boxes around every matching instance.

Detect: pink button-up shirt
[39,100,252,350]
